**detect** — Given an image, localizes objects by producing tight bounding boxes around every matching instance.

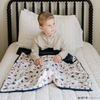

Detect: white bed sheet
[0,42,100,100]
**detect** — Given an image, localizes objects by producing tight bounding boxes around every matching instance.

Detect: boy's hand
[53,55,62,63]
[35,58,43,66]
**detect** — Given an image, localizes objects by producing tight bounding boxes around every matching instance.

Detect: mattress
[0,42,100,100]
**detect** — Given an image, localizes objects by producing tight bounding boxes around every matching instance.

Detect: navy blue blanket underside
[16,47,74,64]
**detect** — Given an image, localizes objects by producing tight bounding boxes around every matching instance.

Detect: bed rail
[7,0,93,46]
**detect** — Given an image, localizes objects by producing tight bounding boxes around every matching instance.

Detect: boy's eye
[47,25,50,27]
[53,23,55,25]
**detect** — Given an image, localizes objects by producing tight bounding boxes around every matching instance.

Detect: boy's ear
[39,26,43,31]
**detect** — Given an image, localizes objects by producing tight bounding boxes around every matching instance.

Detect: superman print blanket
[0,52,92,93]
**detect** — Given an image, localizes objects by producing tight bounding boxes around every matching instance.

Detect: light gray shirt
[31,31,68,61]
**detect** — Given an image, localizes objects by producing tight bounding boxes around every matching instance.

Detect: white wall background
[0,0,8,62]
[92,0,100,55]
[0,0,100,62]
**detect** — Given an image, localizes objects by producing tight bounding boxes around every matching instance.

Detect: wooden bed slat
[24,2,27,9]
[65,1,68,15]
[81,1,84,40]
[57,1,60,15]
[16,2,19,41]
[32,1,35,12]
[49,1,51,13]
[40,1,43,12]
[73,1,76,15]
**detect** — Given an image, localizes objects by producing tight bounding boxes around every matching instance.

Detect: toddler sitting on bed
[31,12,68,66]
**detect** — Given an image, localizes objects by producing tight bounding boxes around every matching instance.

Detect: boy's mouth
[51,30,54,32]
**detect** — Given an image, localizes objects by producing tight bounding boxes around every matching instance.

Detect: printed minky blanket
[0,53,92,93]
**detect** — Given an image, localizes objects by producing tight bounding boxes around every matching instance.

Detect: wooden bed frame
[7,0,93,46]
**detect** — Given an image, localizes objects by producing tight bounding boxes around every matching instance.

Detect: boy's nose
[51,26,53,29]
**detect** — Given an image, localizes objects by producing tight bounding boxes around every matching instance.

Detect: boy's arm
[58,38,68,59]
[31,40,40,62]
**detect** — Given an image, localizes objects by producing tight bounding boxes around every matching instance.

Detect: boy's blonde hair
[38,12,54,26]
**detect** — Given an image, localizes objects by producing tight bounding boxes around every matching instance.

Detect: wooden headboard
[7,0,93,46]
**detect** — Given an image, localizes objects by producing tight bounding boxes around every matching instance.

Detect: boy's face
[39,18,55,36]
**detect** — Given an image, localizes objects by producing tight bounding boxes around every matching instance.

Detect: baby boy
[31,12,68,65]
